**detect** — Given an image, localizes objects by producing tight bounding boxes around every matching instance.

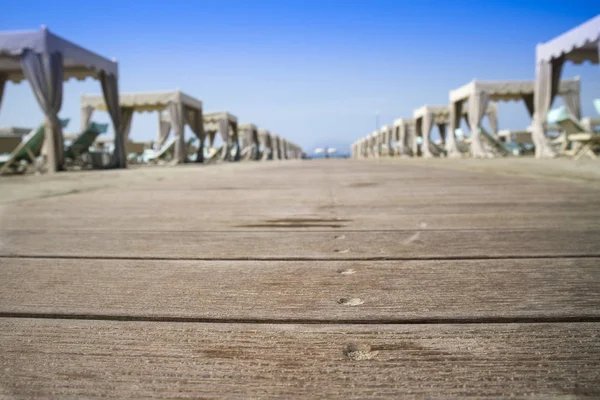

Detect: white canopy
[537,15,600,64]
[533,15,600,158]
[448,78,580,157]
[81,90,204,164]
[0,26,123,171]
[450,79,580,104]
[203,111,239,162]
[81,90,202,113]
[413,104,497,158]
[0,27,118,83]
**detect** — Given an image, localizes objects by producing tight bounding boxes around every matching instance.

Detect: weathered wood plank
[3,206,598,230]
[2,229,599,259]
[0,319,598,399]
[1,258,598,320]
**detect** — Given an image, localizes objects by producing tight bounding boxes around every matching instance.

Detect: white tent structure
[533,15,600,158]
[413,104,498,158]
[412,105,452,158]
[392,118,414,156]
[203,111,239,162]
[0,26,124,172]
[257,128,273,160]
[449,78,581,158]
[81,90,204,164]
[238,123,260,161]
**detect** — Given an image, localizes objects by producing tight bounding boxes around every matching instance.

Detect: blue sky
[1,0,598,153]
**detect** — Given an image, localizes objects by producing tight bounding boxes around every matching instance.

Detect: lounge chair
[548,106,599,159]
[479,127,510,156]
[0,119,70,174]
[206,146,223,164]
[148,136,177,162]
[64,122,109,162]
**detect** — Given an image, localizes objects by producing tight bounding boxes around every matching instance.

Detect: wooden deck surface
[1,158,600,398]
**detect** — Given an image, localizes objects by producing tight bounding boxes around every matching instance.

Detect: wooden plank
[1,258,598,320]
[2,229,599,259]
[1,319,598,398]
[2,206,598,230]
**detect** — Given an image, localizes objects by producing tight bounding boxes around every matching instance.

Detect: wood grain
[0,258,598,321]
[1,319,599,399]
[2,228,599,259]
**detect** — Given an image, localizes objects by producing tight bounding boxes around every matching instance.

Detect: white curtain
[446,101,461,158]
[218,119,230,161]
[487,103,499,138]
[468,91,491,158]
[532,57,564,158]
[413,119,421,156]
[100,72,126,169]
[231,123,240,161]
[157,111,171,149]
[121,108,134,141]
[421,112,435,158]
[20,49,64,172]
[0,74,6,111]
[167,101,186,164]
[395,125,403,155]
[185,107,205,163]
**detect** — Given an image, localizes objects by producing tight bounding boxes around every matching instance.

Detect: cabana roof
[413,105,449,120]
[239,123,257,130]
[81,90,203,113]
[393,118,413,126]
[257,128,270,136]
[204,111,238,124]
[537,15,600,64]
[449,78,580,103]
[0,27,118,82]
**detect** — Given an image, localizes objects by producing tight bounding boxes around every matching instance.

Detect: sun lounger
[148,136,177,162]
[64,122,109,161]
[548,106,599,159]
[0,119,70,174]
[479,127,510,156]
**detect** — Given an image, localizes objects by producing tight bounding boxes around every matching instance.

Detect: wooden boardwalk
[1,158,599,398]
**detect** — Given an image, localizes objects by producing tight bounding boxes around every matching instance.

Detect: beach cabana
[533,15,600,158]
[257,128,272,160]
[449,78,581,158]
[239,123,260,161]
[392,118,414,156]
[204,112,239,162]
[81,90,204,164]
[412,105,452,158]
[0,26,124,172]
